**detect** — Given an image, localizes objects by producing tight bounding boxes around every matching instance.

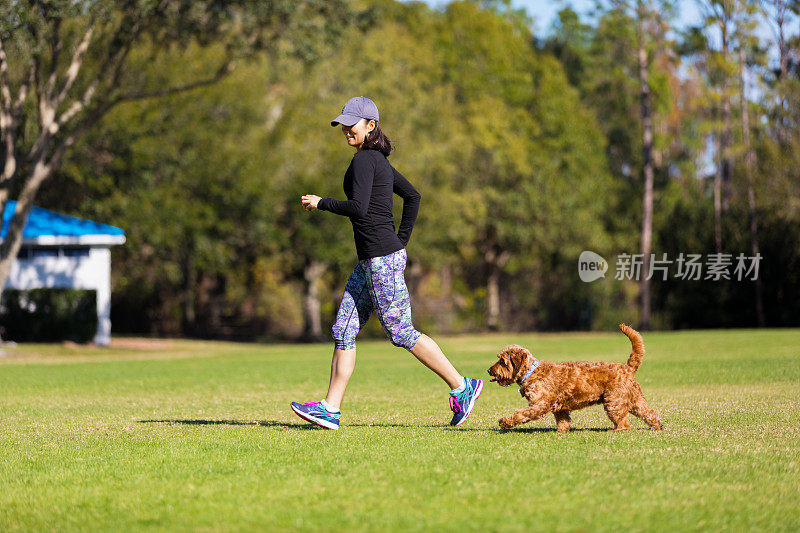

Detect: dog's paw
[498,417,514,430]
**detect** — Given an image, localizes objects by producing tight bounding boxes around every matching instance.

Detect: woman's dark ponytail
[362,122,393,157]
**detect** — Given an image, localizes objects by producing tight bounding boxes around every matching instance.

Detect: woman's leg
[366,249,462,389]
[327,262,373,409]
[409,333,462,389]
[325,347,356,410]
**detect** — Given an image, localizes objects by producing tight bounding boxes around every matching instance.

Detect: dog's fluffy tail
[619,323,645,371]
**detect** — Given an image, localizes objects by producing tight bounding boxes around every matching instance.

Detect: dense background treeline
[8,0,800,340]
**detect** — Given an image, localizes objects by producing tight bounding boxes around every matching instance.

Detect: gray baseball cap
[331,96,379,127]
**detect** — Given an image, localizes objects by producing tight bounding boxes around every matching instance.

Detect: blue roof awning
[2,201,125,246]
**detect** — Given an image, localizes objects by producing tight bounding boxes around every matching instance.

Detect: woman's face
[341,118,375,150]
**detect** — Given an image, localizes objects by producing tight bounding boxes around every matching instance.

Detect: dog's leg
[602,394,632,431]
[554,410,571,433]
[499,401,551,430]
[630,383,663,430]
[604,407,631,431]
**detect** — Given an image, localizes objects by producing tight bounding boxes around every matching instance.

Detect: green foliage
[59,51,290,337]
[77,0,615,334]
[0,0,352,163]
[28,0,800,337]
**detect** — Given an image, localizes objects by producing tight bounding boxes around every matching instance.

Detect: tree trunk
[0,160,53,292]
[776,0,789,144]
[776,0,788,80]
[302,259,325,340]
[738,45,766,327]
[714,131,723,254]
[484,245,510,332]
[181,242,198,336]
[721,25,734,213]
[406,256,424,300]
[637,9,654,331]
[486,261,501,332]
[439,264,454,332]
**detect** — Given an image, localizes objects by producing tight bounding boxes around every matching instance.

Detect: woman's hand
[301,194,322,211]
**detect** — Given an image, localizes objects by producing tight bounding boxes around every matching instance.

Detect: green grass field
[1,329,799,531]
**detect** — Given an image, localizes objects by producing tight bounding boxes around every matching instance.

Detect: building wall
[5,246,112,345]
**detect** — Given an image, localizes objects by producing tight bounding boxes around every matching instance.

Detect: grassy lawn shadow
[138,419,630,433]
[503,426,612,433]
[138,419,317,430]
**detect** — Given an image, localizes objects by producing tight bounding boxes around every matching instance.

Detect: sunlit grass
[1,329,799,531]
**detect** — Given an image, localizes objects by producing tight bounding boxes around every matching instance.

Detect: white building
[2,201,125,345]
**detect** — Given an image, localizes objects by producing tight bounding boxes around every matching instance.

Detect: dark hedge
[0,289,97,343]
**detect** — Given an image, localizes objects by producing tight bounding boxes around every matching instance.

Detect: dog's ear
[495,345,513,365]
[508,345,533,382]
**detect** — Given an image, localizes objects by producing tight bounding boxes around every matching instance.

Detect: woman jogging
[292,96,483,430]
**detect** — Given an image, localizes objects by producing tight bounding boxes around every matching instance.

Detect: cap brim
[331,114,360,127]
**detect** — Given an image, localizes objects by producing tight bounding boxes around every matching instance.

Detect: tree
[65,55,291,337]
[736,0,767,326]
[434,1,614,331]
[0,0,349,315]
[267,2,469,339]
[542,7,595,87]
[604,0,677,329]
[688,1,740,252]
[759,0,798,142]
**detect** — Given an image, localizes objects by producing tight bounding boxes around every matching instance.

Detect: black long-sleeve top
[318,149,421,260]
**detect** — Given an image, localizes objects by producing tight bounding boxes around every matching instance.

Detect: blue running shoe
[290,401,340,430]
[449,377,483,426]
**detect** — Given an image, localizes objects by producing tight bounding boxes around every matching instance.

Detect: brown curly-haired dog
[487,324,662,432]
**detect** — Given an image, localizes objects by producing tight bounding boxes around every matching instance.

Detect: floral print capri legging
[332,247,422,351]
